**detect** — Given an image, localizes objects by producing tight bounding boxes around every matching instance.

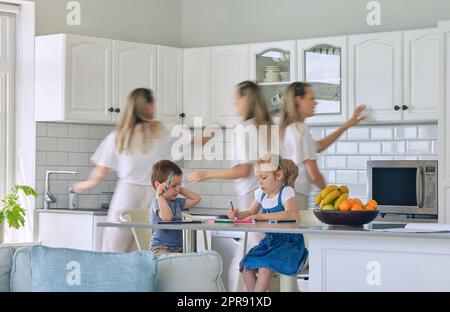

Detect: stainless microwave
[367,160,438,217]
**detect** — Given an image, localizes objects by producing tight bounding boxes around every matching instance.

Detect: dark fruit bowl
[313,209,379,227]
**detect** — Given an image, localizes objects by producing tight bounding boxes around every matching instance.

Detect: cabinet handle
[179,113,186,118]
[402,105,409,111]
[394,105,400,111]
[115,108,121,113]
[108,107,114,112]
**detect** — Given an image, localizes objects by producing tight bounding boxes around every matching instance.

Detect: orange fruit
[366,199,378,207]
[339,200,353,211]
[366,205,377,211]
[351,203,364,211]
[354,199,363,206]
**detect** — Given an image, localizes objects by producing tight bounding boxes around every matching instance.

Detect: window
[0,8,17,240]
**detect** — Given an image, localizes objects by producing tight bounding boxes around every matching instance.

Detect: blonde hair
[279,82,312,139]
[116,88,164,154]
[255,154,299,188]
[237,81,273,127]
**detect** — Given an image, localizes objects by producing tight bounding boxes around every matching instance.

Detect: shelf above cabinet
[259,81,291,86]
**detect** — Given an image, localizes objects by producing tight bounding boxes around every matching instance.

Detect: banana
[320,185,338,198]
[315,193,322,205]
[338,185,349,193]
[321,189,342,207]
[334,192,349,209]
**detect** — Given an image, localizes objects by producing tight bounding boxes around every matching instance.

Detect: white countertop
[35,208,108,216]
[97,221,450,240]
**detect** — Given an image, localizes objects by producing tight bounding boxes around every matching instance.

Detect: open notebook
[372,223,450,233]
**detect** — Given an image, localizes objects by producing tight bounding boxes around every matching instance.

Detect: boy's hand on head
[156,183,167,197]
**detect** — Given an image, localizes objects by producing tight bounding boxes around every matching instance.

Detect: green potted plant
[0,185,36,243]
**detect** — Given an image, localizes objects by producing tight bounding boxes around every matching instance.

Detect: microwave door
[371,166,420,214]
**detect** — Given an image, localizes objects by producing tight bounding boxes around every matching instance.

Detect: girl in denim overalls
[227,154,308,292]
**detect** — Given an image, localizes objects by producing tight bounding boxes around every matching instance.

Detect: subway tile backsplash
[35,122,438,212]
[35,122,117,209]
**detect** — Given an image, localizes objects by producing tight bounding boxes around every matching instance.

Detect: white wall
[181,0,450,47]
[33,0,182,46]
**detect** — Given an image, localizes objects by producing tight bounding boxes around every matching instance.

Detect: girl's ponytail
[279,158,299,187]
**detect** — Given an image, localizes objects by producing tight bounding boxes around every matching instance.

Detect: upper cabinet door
[438,21,450,223]
[183,47,211,127]
[211,45,249,126]
[249,41,296,118]
[112,41,157,122]
[349,31,402,122]
[157,46,183,126]
[298,36,348,125]
[65,35,112,122]
[403,29,438,121]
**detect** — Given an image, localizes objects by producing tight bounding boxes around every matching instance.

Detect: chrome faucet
[44,170,78,209]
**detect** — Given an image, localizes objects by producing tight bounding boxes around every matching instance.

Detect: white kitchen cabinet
[211,45,249,126]
[403,29,439,121]
[349,31,403,122]
[38,211,107,251]
[183,47,212,127]
[112,40,157,122]
[438,21,450,224]
[249,41,296,117]
[35,34,114,123]
[35,34,157,124]
[297,36,348,125]
[156,46,183,126]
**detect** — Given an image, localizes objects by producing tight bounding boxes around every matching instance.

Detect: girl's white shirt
[91,128,176,186]
[280,122,318,196]
[230,118,259,197]
[254,186,295,209]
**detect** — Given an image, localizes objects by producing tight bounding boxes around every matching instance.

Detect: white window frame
[1,0,35,242]
[0,4,18,200]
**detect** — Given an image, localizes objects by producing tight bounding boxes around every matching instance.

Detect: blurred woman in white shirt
[280,82,366,209]
[72,88,175,252]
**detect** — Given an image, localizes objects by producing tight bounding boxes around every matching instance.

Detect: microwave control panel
[424,165,438,208]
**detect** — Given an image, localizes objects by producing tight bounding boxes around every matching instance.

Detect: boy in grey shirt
[150,160,201,253]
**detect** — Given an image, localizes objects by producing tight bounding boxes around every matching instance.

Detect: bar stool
[119,209,208,251]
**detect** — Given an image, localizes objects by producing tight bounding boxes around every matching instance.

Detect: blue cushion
[30,246,157,292]
[0,247,14,292]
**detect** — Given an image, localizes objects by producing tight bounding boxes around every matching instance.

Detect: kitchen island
[98,221,450,291]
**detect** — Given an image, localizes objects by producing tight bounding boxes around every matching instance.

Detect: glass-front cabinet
[249,41,296,117]
[297,36,348,124]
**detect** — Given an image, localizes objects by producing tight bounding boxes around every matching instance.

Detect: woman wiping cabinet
[280,82,366,210]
